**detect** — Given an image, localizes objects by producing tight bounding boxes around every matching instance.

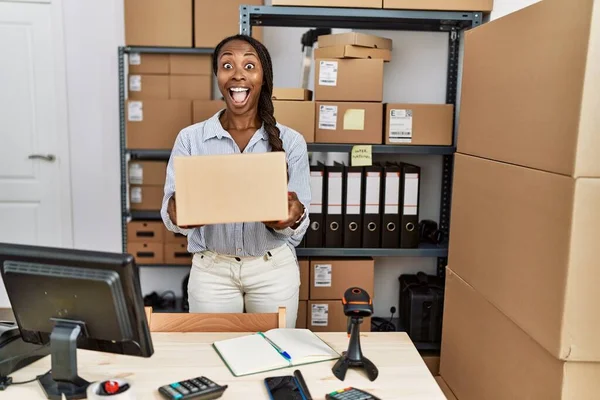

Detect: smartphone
[264,376,307,400]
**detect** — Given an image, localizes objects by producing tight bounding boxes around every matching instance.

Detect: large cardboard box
[174,153,288,226]
[308,301,371,332]
[127,221,164,243]
[440,269,600,400]
[128,75,169,100]
[130,185,164,211]
[127,242,164,264]
[315,102,383,144]
[273,101,315,143]
[169,55,212,75]
[384,0,492,11]
[457,0,600,177]
[193,100,225,123]
[169,76,211,100]
[318,32,392,50]
[272,0,382,8]
[449,153,600,361]
[297,300,307,329]
[314,45,391,62]
[126,100,192,149]
[309,259,374,300]
[128,54,169,75]
[314,59,384,102]
[299,259,309,301]
[124,0,192,47]
[384,104,453,145]
[128,161,167,186]
[194,0,263,48]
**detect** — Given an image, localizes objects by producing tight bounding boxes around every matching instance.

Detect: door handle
[28,154,56,162]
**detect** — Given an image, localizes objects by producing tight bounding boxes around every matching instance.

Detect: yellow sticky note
[343,109,365,130]
[351,145,372,167]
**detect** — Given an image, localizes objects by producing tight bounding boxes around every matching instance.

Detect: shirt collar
[203,110,268,142]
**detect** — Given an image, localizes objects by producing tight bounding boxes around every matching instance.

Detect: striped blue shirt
[161,110,311,257]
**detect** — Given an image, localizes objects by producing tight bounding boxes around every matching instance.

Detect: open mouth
[228,87,250,106]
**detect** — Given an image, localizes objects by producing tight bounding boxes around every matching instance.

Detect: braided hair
[212,34,284,153]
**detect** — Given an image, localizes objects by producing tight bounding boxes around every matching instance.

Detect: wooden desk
[6,332,445,399]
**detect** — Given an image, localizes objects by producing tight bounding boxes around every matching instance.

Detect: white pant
[187,244,300,328]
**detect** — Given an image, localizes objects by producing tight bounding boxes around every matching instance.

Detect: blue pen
[257,332,291,361]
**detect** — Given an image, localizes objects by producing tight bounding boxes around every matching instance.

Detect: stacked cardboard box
[440,0,600,398]
[306,259,374,331]
[127,222,191,265]
[383,104,454,146]
[127,54,214,149]
[273,88,315,143]
[128,161,166,211]
[314,33,389,144]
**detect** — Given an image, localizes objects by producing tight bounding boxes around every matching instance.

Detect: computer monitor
[0,243,154,400]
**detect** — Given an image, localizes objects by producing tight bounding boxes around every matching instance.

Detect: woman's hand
[264,192,305,230]
[168,195,204,229]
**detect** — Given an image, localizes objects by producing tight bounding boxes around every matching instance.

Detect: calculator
[157,376,227,400]
[326,387,381,400]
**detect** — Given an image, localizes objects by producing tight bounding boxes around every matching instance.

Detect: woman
[160,35,310,328]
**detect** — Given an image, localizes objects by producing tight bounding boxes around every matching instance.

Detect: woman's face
[216,40,264,116]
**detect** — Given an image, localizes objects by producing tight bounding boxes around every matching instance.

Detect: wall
[55,0,541,316]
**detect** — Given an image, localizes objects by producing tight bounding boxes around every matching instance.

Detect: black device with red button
[99,380,130,396]
[332,288,378,382]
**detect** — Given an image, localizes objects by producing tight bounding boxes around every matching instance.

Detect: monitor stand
[38,319,90,400]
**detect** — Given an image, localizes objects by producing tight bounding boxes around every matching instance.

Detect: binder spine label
[346,172,362,215]
[318,105,338,130]
[314,264,332,287]
[384,172,400,214]
[389,109,413,143]
[309,171,323,214]
[365,172,381,214]
[311,304,329,326]
[328,172,343,214]
[403,173,419,215]
[318,60,338,86]
[129,163,143,185]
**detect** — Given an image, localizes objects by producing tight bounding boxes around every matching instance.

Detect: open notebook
[213,329,340,377]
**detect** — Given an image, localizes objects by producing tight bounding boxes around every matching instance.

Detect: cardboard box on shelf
[309,259,374,300]
[127,242,164,264]
[299,259,309,301]
[164,228,188,245]
[297,300,307,329]
[130,186,164,211]
[126,99,192,149]
[194,0,263,48]
[307,301,371,332]
[124,0,192,47]
[315,102,383,144]
[193,100,226,123]
[127,75,169,100]
[314,58,384,102]
[273,101,315,143]
[272,0,382,8]
[440,269,600,400]
[128,161,167,186]
[169,75,212,100]
[272,88,312,101]
[317,32,392,50]
[314,45,391,62]
[449,153,600,361]
[127,221,165,243]
[169,54,212,75]
[174,152,288,226]
[384,104,453,145]
[383,0,492,12]
[128,54,170,75]
[164,243,192,265]
[434,376,457,400]
[457,0,599,177]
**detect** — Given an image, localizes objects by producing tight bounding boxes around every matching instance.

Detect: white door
[0,1,73,305]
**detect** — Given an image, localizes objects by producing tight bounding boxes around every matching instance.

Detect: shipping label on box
[311,303,329,327]
[318,61,338,86]
[314,264,332,287]
[388,109,413,143]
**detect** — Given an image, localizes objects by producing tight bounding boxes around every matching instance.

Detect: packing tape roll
[86,379,136,400]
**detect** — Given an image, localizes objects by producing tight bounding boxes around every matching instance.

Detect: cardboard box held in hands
[174,152,289,226]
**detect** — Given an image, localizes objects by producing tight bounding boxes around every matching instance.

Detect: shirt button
[236,248,242,253]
